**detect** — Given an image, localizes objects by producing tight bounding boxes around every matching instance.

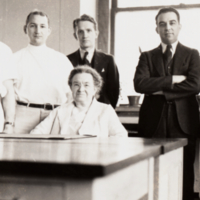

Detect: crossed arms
[134,49,200,101]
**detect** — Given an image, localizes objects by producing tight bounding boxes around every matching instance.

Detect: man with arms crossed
[67,14,119,108]
[134,7,200,199]
[0,42,17,133]
[14,10,73,134]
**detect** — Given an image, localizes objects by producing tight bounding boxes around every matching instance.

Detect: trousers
[14,104,51,134]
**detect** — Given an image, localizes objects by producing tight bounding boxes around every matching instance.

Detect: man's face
[74,21,98,50]
[156,12,181,45]
[26,15,51,46]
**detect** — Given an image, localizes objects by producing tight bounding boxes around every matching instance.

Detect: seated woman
[30,66,127,137]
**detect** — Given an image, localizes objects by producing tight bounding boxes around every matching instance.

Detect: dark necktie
[83,51,90,66]
[164,45,172,74]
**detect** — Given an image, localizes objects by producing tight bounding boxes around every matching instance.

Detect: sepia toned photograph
[0,0,200,199]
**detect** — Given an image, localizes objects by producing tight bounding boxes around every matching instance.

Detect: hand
[172,75,187,84]
[152,91,164,95]
[3,125,14,134]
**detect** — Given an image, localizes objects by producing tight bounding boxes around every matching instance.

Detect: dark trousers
[153,102,196,200]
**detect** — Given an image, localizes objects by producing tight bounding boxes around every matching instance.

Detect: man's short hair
[73,14,98,33]
[25,10,50,27]
[155,7,180,24]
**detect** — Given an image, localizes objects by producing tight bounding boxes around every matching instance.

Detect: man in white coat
[14,10,73,134]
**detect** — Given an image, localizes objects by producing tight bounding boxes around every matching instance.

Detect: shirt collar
[161,41,178,58]
[79,48,95,63]
[27,43,47,54]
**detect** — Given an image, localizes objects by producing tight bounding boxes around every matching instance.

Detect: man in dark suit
[67,14,119,108]
[134,7,200,200]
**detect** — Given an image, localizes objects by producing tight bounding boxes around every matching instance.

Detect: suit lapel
[93,50,105,73]
[72,50,80,67]
[152,45,166,76]
[172,43,187,75]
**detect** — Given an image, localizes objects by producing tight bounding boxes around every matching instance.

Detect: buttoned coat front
[134,43,200,137]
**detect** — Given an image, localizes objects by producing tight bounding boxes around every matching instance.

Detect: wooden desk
[0,136,187,200]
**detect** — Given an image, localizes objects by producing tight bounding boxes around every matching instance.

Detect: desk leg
[153,148,183,200]
[148,157,154,200]
[92,159,149,200]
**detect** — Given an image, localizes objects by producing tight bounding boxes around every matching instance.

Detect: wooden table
[0,136,187,200]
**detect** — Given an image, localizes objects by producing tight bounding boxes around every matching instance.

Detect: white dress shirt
[79,48,95,63]
[161,40,178,58]
[14,44,73,104]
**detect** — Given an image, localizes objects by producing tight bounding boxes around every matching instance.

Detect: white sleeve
[107,105,128,137]
[0,83,7,98]
[66,56,73,70]
[63,56,73,100]
[30,108,60,134]
[0,44,18,83]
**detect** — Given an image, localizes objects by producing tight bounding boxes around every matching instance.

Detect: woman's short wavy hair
[68,66,103,99]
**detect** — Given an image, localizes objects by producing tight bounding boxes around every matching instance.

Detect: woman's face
[71,73,97,104]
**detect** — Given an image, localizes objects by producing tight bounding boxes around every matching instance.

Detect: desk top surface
[0,136,187,178]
